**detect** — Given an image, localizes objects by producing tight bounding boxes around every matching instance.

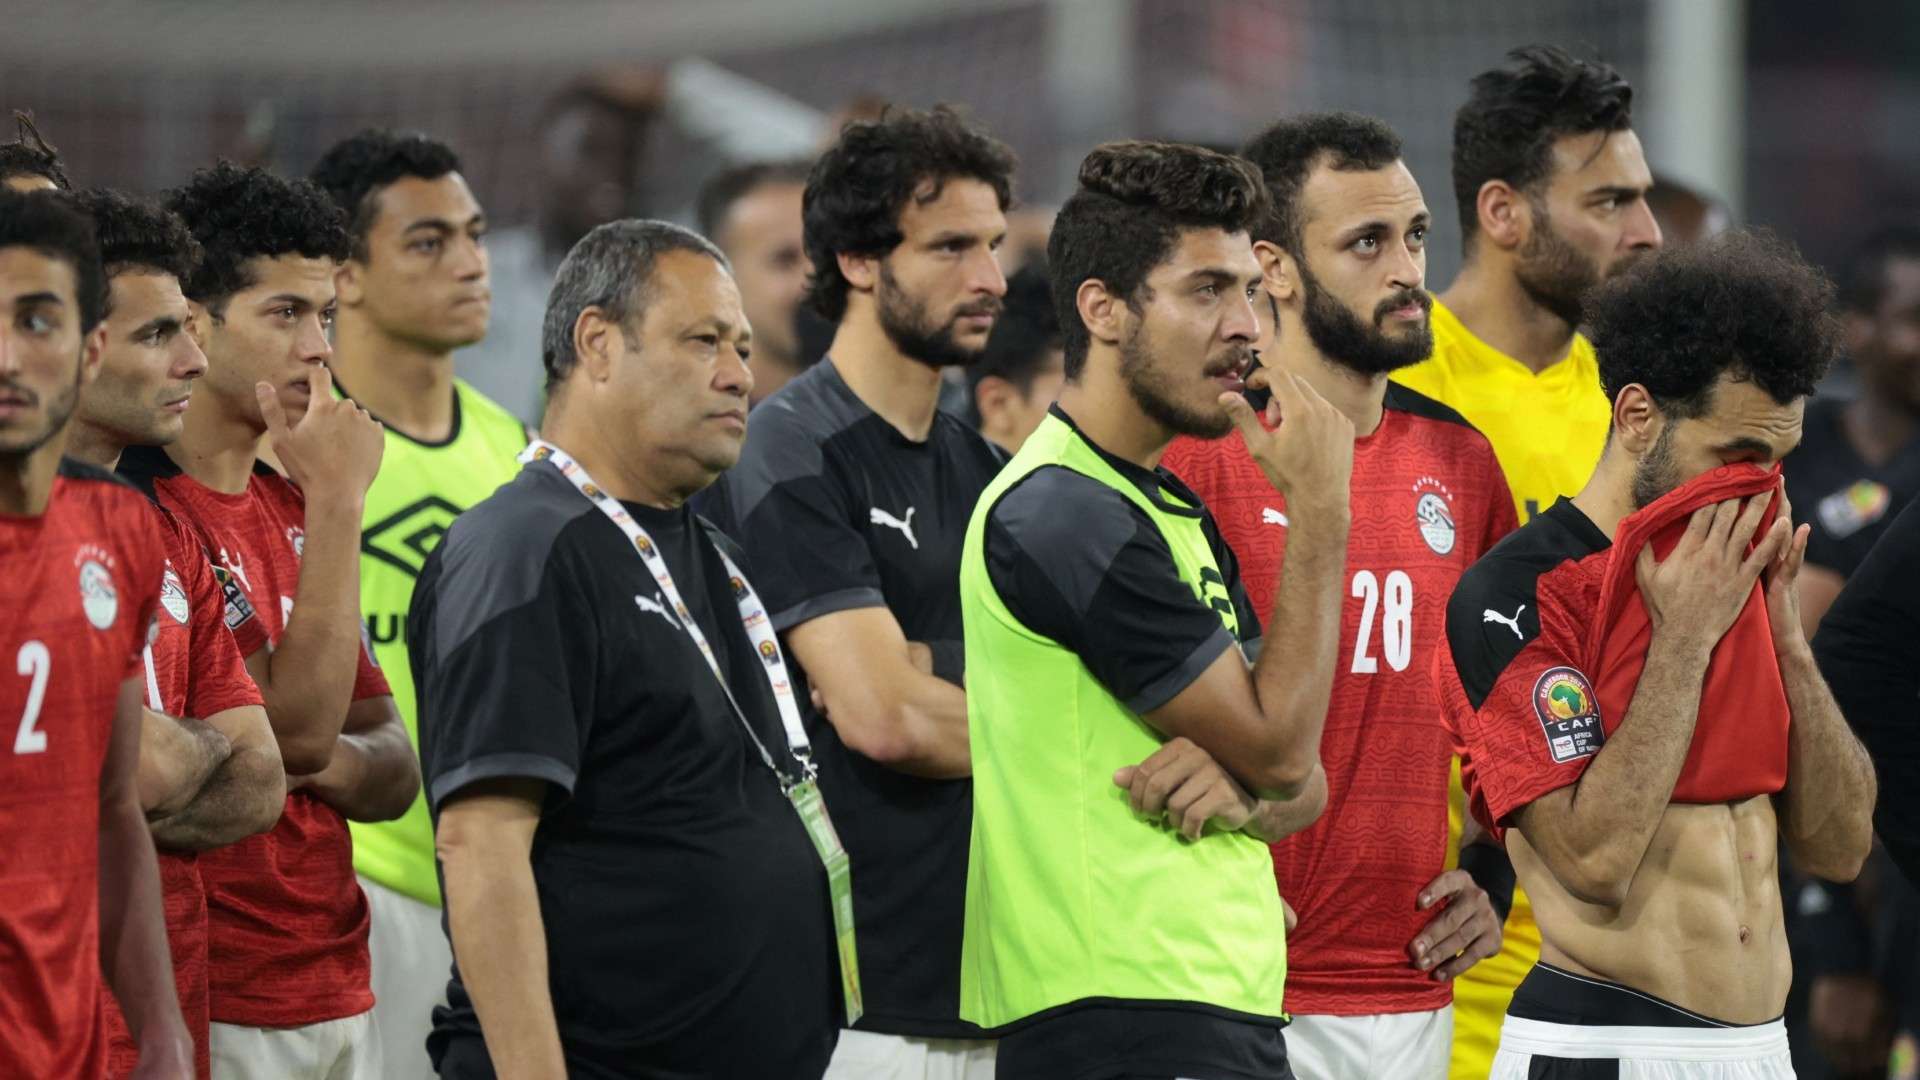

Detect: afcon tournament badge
[729,576,747,600]
[1816,479,1890,540]
[159,566,190,624]
[1533,666,1604,764]
[759,640,781,667]
[634,536,654,556]
[78,556,118,630]
[1412,476,1457,555]
[582,483,603,500]
[531,445,553,460]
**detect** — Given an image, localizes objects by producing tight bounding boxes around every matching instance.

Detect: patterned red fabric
[138,461,386,1027]
[1162,388,1515,1016]
[0,467,165,1080]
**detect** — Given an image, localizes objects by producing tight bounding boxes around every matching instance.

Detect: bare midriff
[1512,793,1789,1023]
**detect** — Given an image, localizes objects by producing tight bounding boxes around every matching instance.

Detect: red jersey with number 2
[119,447,388,1028]
[1161,384,1515,1016]
[0,461,166,1080]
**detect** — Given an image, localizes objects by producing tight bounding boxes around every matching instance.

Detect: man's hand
[256,365,384,503]
[1113,737,1257,840]
[1408,869,1503,981]
[1635,492,1789,653]
[1220,368,1353,515]
[1808,972,1890,1075]
[1761,487,1813,655]
[129,1035,194,1080]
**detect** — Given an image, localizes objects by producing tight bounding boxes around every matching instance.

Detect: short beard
[1630,422,1683,509]
[1514,202,1604,328]
[876,263,997,370]
[1119,318,1239,439]
[0,369,80,464]
[1297,257,1433,376]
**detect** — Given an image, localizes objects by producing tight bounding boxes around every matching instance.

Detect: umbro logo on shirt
[870,506,919,550]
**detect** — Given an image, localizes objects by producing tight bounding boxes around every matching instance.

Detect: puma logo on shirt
[1483,604,1526,639]
[1262,507,1288,528]
[870,506,919,550]
[635,592,683,630]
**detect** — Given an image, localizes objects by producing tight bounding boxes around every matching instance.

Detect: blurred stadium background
[5,0,1914,285]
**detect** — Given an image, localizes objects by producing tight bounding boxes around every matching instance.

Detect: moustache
[1373,288,1433,324]
[1203,343,1256,378]
[0,379,41,408]
[952,298,1004,322]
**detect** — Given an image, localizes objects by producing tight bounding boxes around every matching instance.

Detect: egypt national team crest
[159,566,190,625]
[759,640,780,667]
[77,551,119,630]
[286,526,305,559]
[1533,666,1604,764]
[1411,476,1456,556]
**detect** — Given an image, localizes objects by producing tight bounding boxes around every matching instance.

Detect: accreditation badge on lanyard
[521,441,863,1024]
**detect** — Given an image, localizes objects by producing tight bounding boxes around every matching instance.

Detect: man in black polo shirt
[698,105,1012,1076]
[412,220,844,1078]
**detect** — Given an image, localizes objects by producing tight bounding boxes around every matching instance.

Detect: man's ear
[838,251,880,294]
[571,306,624,385]
[1612,384,1662,454]
[1476,179,1530,254]
[1075,278,1127,350]
[1253,240,1298,305]
[78,322,106,390]
[334,258,367,309]
[974,374,1016,424]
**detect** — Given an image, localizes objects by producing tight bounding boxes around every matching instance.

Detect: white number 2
[1350,570,1414,674]
[14,640,50,754]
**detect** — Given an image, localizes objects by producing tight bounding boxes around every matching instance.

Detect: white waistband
[1499,1014,1790,1061]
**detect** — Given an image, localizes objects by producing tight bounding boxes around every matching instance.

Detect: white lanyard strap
[521,441,814,786]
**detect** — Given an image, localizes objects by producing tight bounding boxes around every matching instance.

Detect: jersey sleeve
[984,466,1237,714]
[411,523,598,811]
[707,411,884,631]
[172,520,264,717]
[1437,564,1600,837]
[351,627,391,702]
[126,504,170,680]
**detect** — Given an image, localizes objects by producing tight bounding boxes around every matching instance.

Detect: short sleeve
[703,413,884,631]
[126,508,168,679]
[1437,565,1599,837]
[174,529,264,717]
[351,628,391,702]
[983,467,1236,714]
[411,523,597,813]
[1201,511,1263,655]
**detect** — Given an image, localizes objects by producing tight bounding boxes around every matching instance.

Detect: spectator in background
[458,70,665,424]
[309,128,530,1079]
[0,110,70,192]
[965,262,1063,454]
[1388,46,1662,1080]
[697,159,815,404]
[1646,174,1732,247]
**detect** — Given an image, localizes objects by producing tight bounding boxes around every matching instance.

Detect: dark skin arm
[289,694,420,823]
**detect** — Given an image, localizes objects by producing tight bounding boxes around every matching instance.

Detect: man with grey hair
[411,219,849,1078]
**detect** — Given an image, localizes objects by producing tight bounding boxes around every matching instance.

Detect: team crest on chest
[1411,476,1457,556]
[285,526,305,558]
[75,544,119,630]
[159,565,190,624]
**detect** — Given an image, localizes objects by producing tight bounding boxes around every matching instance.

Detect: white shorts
[361,874,451,1079]
[824,1029,999,1080]
[1284,1006,1452,1080]
[1491,964,1795,1079]
[210,1009,381,1080]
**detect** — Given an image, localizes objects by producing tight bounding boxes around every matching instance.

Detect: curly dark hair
[1241,112,1402,254]
[1452,45,1633,254]
[1588,229,1838,418]
[0,189,103,331]
[965,261,1060,423]
[66,189,201,317]
[0,111,70,191]
[1838,226,1920,316]
[309,129,462,261]
[802,104,1015,322]
[696,158,813,241]
[1047,140,1267,379]
[163,162,349,313]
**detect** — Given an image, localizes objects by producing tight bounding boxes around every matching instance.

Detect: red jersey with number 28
[1161,384,1515,1016]
[118,447,389,1028]
[102,505,264,1080]
[0,460,166,1080]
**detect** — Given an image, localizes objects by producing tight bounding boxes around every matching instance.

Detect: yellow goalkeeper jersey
[1392,298,1611,1080]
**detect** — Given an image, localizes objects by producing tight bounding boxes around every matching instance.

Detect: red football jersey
[119,448,388,1028]
[1162,384,1516,1016]
[0,460,166,1080]
[102,507,264,1080]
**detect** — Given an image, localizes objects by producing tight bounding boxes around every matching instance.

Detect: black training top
[697,358,1006,1038]
[411,459,838,1078]
[1782,397,1920,577]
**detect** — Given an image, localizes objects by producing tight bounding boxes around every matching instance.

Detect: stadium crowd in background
[0,37,1906,1080]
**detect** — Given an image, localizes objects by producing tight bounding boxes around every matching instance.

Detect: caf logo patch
[159,567,190,625]
[1817,479,1890,540]
[1411,476,1456,556]
[582,483,603,500]
[532,446,553,460]
[1533,666,1604,764]
[759,640,780,667]
[635,537,654,556]
[729,576,747,600]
